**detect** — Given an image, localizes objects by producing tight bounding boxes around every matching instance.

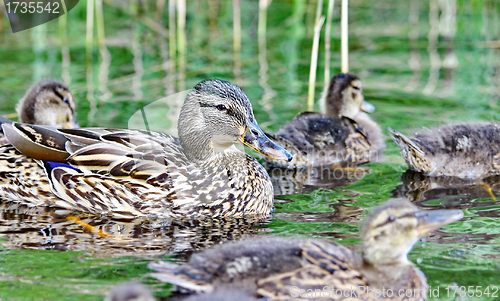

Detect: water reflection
[404,0,420,92]
[392,169,500,208]
[96,0,113,102]
[132,25,145,101]
[0,202,269,258]
[268,165,369,196]
[257,0,277,129]
[274,198,365,224]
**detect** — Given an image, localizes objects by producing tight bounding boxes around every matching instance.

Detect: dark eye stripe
[53,89,65,102]
[375,212,415,228]
[352,85,360,91]
[199,102,245,121]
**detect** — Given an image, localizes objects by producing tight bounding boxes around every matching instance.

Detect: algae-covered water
[1,0,500,300]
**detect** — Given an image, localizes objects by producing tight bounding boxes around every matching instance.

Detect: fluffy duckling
[16,80,77,128]
[0,80,291,219]
[320,73,385,152]
[267,73,383,168]
[0,80,77,145]
[389,123,500,178]
[149,199,463,301]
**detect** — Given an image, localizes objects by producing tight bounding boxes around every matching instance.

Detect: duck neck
[320,90,341,117]
[178,102,215,163]
[361,244,412,267]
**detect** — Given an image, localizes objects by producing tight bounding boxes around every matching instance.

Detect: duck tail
[0,116,14,127]
[147,261,214,293]
[388,127,433,173]
[0,116,14,141]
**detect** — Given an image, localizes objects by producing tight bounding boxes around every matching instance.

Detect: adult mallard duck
[389,123,500,178]
[0,79,292,220]
[266,73,382,168]
[0,80,77,145]
[149,199,463,301]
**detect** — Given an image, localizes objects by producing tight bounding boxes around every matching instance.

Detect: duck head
[16,80,77,129]
[178,79,292,162]
[321,73,374,118]
[361,199,463,266]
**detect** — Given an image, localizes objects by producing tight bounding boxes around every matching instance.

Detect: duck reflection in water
[267,163,370,196]
[392,169,499,208]
[0,201,270,258]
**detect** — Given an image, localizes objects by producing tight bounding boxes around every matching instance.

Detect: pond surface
[1,0,500,300]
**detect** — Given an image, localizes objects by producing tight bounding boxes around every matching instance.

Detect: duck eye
[216,104,227,111]
[352,85,360,91]
[388,216,396,222]
[63,97,70,104]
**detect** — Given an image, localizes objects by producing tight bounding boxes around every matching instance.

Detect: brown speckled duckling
[267,73,383,168]
[149,199,462,301]
[16,80,77,128]
[389,123,500,178]
[320,73,385,153]
[0,80,77,145]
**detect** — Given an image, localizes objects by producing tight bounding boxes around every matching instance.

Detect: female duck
[149,199,463,300]
[389,123,500,178]
[267,73,383,168]
[0,80,77,144]
[0,80,291,219]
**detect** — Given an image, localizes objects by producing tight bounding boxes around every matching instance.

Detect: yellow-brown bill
[361,101,375,113]
[415,209,463,237]
[238,120,292,162]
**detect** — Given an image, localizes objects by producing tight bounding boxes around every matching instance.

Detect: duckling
[0,80,77,145]
[267,73,382,168]
[149,199,463,301]
[0,80,292,219]
[16,80,77,128]
[389,123,500,178]
[320,73,385,153]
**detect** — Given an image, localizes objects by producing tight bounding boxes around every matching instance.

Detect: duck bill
[361,101,375,113]
[62,120,79,129]
[415,209,464,237]
[238,121,292,161]
[62,116,79,129]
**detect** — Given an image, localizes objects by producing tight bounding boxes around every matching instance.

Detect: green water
[1,0,500,300]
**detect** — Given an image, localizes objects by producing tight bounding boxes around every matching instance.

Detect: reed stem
[155,0,167,21]
[233,0,242,84]
[341,0,348,73]
[176,0,186,91]
[86,0,94,68]
[59,1,71,85]
[307,15,325,111]
[169,0,177,91]
[324,0,335,87]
